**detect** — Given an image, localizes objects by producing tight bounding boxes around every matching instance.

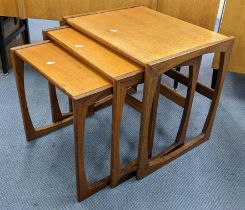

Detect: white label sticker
[75,45,84,48]
[110,29,118,33]
[46,61,56,65]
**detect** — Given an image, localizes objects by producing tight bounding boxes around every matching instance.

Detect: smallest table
[65,6,234,180]
[11,41,114,201]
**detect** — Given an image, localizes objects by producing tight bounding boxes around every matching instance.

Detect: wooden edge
[42,25,70,40]
[43,25,70,33]
[115,69,144,81]
[149,37,235,74]
[10,40,51,52]
[149,37,235,67]
[63,6,142,21]
[72,85,113,101]
[212,36,235,71]
[177,59,199,68]
[117,72,144,87]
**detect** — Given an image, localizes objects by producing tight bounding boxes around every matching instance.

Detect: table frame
[137,37,234,179]
[11,7,235,200]
[11,41,115,202]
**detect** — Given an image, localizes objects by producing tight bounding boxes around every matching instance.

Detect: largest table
[65,7,234,179]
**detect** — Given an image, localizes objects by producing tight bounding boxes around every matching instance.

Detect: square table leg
[111,73,144,187]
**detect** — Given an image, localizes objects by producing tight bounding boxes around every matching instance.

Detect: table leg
[175,57,201,145]
[147,78,161,158]
[111,82,127,187]
[72,90,112,202]
[110,73,144,187]
[73,100,90,201]
[203,51,231,138]
[73,99,110,202]
[137,68,160,179]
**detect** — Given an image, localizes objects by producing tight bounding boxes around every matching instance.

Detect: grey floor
[0,19,244,210]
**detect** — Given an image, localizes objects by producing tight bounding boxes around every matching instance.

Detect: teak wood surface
[66,6,234,180]
[45,27,143,80]
[213,0,245,74]
[15,41,111,100]
[66,7,228,65]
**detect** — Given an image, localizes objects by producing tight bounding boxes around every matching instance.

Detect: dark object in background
[0,17,30,75]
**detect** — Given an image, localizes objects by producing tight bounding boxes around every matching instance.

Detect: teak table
[11,6,234,202]
[65,7,234,180]
[11,41,114,202]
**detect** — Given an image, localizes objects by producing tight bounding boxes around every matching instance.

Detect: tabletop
[15,42,111,99]
[47,27,143,80]
[67,6,228,66]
